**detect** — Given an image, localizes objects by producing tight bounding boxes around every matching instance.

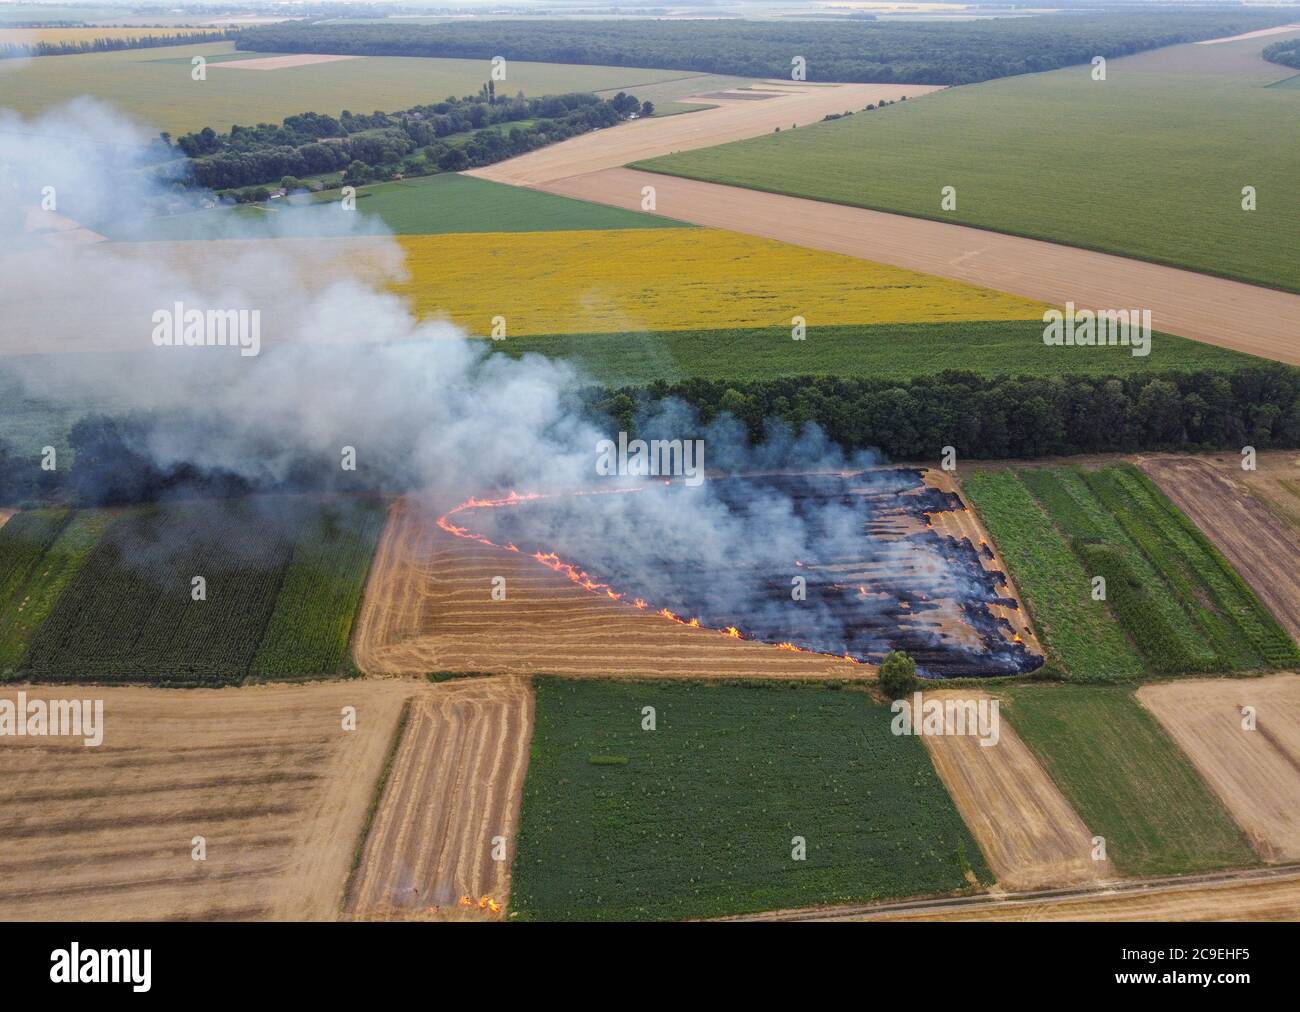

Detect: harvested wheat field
[0,682,411,921]
[1138,674,1300,862]
[470,82,937,187]
[920,690,1109,890]
[353,497,858,679]
[539,169,1300,365]
[346,676,532,921]
[1140,454,1300,643]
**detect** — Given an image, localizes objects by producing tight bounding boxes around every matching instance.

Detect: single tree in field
[640,100,655,117]
[878,650,918,699]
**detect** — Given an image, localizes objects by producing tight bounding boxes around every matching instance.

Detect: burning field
[442,469,1041,678]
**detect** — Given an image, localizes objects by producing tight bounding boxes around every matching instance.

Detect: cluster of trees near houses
[173,90,649,192]
[3,364,1298,508]
[0,30,231,60]
[236,10,1297,86]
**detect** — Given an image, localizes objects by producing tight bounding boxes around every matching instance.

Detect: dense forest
[4,363,1297,508]
[236,11,1297,85]
[0,31,232,60]
[1263,37,1300,71]
[174,90,648,191]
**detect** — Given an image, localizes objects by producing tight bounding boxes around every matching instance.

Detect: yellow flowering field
[393,228,1046,336]
[0,28,225,45]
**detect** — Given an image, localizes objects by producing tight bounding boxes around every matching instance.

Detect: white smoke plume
[0,101,1035,676]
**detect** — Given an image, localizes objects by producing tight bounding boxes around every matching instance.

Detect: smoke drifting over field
[1,103,1038,676]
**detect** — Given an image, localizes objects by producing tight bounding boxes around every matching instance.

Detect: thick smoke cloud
[0,101,1032,676]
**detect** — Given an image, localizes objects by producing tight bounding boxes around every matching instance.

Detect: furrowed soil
[346,675,533,920]
[1138,674,1300,862]
[920,690,1109,890]
[0,682,411,920]
[1140,454,1300,644]
[352,498,860,680]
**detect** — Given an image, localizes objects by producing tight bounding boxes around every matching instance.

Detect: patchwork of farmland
[1140,453,1300,644]
[5,496,385,685]
[919,690,1110,891]
[963,464,1300,680]
[510,679,990,921]
[637,35,1300,292]
[0,681,411,920]
[997,684,1257,877]
[0,41,697,135]
[1138,674,1300,862]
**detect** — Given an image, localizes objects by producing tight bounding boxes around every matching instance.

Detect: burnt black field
[459,470,1043,678]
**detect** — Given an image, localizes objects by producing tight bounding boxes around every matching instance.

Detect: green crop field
[0,508,72,624]
[17,496,384,685]
[962,470,1144,682]
[0,509,116,676]
[500,320,1259,386]
[968,464,1300,680]
[0,41,693,134]
[998,684,1256,877]
[249,498,386,680]
[101,173,687,241]
[638,36,1300,292]
[510,679,990,921]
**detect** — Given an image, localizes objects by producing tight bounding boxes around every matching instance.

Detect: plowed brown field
[0,682,411,920]
[1138,674,1300,862]
[920,690,1109,890]
[353,497,865,679]
[1140,454,1300,642]
[346,676,533,920]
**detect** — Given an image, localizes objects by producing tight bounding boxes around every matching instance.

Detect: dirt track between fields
[468,81,936,186]
[0,682,411,921]
[735,864,1300,921]
[1138,674,1300,863]
[1139,454,1300,643]
[534,169,1300,365]
[346,676,532,921]
[920,690,1109,890]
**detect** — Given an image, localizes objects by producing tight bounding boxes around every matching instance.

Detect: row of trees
[0,30,232,60]
[235,11,1298,86]
[590,366,1300,462]
[5,365,1297,509]
[177,92,647,191]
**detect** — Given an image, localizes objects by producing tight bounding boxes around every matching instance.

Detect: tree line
[235,11,1298,86]
[173,91,649,192]
[590,365,1300,463]
[3,363,1297,509]
[0,30,233,60]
